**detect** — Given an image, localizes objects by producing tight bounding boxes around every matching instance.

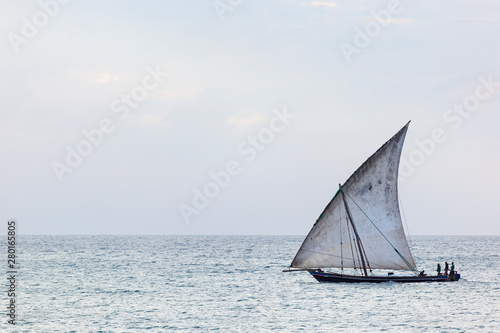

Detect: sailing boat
[285,122,460,283]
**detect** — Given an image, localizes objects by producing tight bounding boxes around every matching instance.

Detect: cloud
[126,113,170,130]
[443,16,500,22]
[158,90,200,101]
[0,116,37,147]
[227,112,267,131]
[372,17,412,24]
[71,71,120,84]
[91,73,120,84]
[310,1,337,8]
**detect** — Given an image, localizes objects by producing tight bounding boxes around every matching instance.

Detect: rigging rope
[344,191,418,272]
[339,204,343,272]
[353,229,362,274]
[399,191,413,251]
[346,216,357,270]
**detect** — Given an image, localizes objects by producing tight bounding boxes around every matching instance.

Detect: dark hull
[310,271,460,283]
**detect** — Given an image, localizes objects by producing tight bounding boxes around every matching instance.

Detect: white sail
[291,122,416,271]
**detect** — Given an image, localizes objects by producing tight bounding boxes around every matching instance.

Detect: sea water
[2,235,498,332]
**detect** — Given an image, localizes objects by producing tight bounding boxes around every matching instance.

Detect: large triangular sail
[291,122,416,271]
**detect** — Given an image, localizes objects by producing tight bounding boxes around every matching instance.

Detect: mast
[340,184,368,276]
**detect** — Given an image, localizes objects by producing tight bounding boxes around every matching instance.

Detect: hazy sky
[1,0,499,235]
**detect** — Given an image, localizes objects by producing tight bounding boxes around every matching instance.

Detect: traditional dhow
[285,122,460,283]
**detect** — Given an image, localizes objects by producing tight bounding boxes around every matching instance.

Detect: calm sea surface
[3,235,499,332]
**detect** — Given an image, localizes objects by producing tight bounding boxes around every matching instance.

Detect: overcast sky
[1,0,499,235]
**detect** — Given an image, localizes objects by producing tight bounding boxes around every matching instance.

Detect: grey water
[3,235,499,332]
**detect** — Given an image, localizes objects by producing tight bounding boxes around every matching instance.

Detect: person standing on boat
[450,262,455,277]
[437,263,441,276]
[444,262,449,276]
